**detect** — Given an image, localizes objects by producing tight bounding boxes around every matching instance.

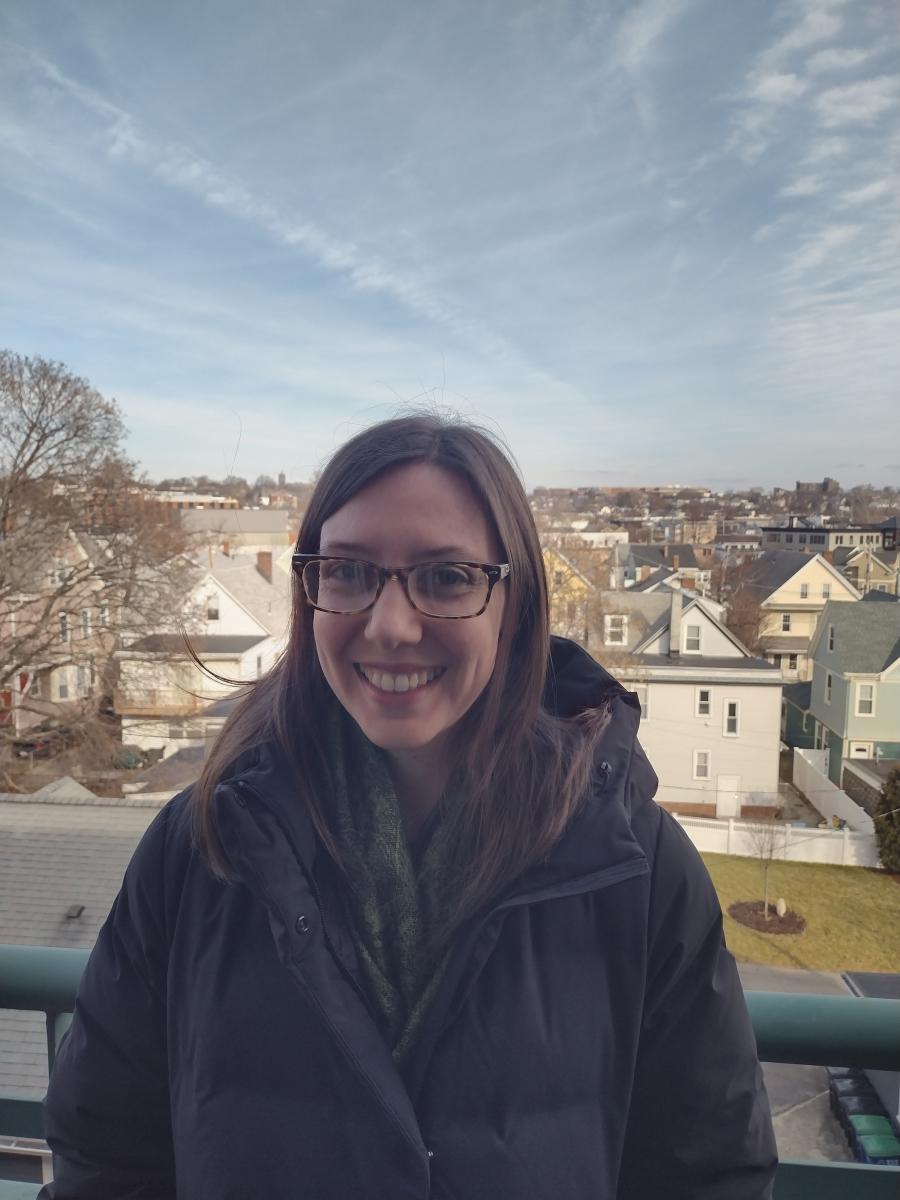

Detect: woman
[42,415,776,1199]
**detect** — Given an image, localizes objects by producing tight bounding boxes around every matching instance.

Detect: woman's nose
[363,577,423,646]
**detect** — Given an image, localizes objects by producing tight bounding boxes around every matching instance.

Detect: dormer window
[684,624,701,653]
[800,583,809,599]
[207,595,220,621]
[604,614,627,646]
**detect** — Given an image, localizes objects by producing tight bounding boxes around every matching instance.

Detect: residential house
[543,548,597,646]
[742,551,860,681]
[597,590,783,817]
[114,551,290,758]
[761,518,896,554]
[829,546,899,598]
[613,543,712,593]
[181,507,297,558]
[0,532,117,735]
[805,599,900,784]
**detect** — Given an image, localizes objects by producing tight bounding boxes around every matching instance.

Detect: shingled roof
[815,601,900,674]
[0,790,165,1099]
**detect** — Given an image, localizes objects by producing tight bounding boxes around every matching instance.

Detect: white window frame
[696,687,711,717]
[825,672,833,704]
[604,614,628,646]
[99,601,110,627]
[788,653,798,672]
[693,749,711,780]
[684,624,701,653]
[781,613,792,632]
[723,699,740,737]
[799,582,809,599]
[855,683,875,718]
[57,674,69,701]
[822,583,831,598]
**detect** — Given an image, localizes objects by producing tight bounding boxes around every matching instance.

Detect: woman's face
[313,462,506,771]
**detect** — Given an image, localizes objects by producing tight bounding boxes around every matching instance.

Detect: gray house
[807,600,900,783]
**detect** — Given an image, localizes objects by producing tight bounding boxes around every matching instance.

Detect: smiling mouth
[355,665,446,694]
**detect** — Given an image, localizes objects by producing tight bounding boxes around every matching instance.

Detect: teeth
[359,666,442,693]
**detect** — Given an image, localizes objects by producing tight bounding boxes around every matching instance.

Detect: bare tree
[711,556,762,652]
[0,352,191,753]
[745,811,784,921]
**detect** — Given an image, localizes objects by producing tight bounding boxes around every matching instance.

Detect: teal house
[806,597,900,783]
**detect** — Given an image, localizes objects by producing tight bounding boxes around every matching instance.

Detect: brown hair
[191,413,610,936]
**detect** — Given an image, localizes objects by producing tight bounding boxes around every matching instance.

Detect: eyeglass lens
[303,560,490,617]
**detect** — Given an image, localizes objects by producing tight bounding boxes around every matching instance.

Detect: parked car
[13,721,75,759]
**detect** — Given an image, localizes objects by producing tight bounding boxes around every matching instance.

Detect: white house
[114,551,290,759]
[601,591,783,818]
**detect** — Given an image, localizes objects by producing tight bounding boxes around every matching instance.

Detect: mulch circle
[727,900,806,935]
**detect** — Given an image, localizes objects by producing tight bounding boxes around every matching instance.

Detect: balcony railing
[1,944,899,1197]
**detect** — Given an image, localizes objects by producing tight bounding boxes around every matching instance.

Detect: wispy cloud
[837,178,891,206]
[814,76,900,126]
[807,47,869,74]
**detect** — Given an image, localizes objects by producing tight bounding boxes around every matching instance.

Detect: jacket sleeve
[39,804,180,1200]
[619,801,778,1200]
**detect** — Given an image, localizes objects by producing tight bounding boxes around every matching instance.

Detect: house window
[693,750,711,780]
[825,673,833,704]
[724,700,740,736]
[822,583,831,598]
[80,609,91,638]
[782,613,792,632]
[788,653,798,671]
[684,624,701,653]
[696,688,711,717]
[800,583,809,599]
[856,684,875,717]
[207,595,220,621]
[875,583,887,592]
[604,614,627,646]
[99,601,110,627]
[59,613,69,643]
[835,536,843,546]
[58,675,69,701]
[786,534,794,543]
[553,570,564,587]
[77,665,88,696]
[772,654,782,668]
[799,535,807,545]
[828,624,835,652]
[633,684,649,718]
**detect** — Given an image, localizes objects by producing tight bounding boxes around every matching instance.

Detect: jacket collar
[224,637,651,893]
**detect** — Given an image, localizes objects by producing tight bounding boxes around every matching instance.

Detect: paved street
[737,963,853,1163]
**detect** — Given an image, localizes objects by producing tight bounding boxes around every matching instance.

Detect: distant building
[761,517,895,554]
[795,477,840,496]
[149,490,240,510]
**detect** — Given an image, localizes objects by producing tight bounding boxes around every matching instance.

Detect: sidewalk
[737,963,853,1163]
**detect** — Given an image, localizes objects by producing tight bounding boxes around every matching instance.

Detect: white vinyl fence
[671,813,880,868]
[792,748,875,835]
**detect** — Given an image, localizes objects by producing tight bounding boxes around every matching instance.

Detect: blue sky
[1,0,898,489]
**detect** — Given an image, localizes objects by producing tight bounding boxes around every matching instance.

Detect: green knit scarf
[329,709,453,1065]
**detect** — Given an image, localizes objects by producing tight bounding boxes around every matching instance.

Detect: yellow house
[542,548,597,647]
[745,551,860,681]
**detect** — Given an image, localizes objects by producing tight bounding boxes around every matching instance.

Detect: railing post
[727,818,734,854]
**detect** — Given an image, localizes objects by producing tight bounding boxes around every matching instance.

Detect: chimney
[256,550,273,583]
[255,549,273,583]
[669,590,681,657]
[672,554,680,570]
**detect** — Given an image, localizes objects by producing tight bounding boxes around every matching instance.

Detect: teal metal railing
[1,945,899,1196]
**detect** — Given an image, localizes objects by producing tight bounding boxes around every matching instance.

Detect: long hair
[191,414,610,937]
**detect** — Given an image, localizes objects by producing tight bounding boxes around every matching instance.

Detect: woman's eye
[428,565,473,589]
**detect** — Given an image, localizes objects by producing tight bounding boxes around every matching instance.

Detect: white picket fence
[671,812,880,868]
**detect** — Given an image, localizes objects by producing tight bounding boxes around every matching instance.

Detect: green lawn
[701,853,900,973]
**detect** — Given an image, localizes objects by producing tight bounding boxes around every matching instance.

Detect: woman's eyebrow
[319,541,479,559]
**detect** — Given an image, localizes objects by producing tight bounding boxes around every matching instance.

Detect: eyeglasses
[292,554,510,619]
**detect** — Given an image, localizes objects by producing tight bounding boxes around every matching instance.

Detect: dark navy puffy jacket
[41,639,777,1199]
